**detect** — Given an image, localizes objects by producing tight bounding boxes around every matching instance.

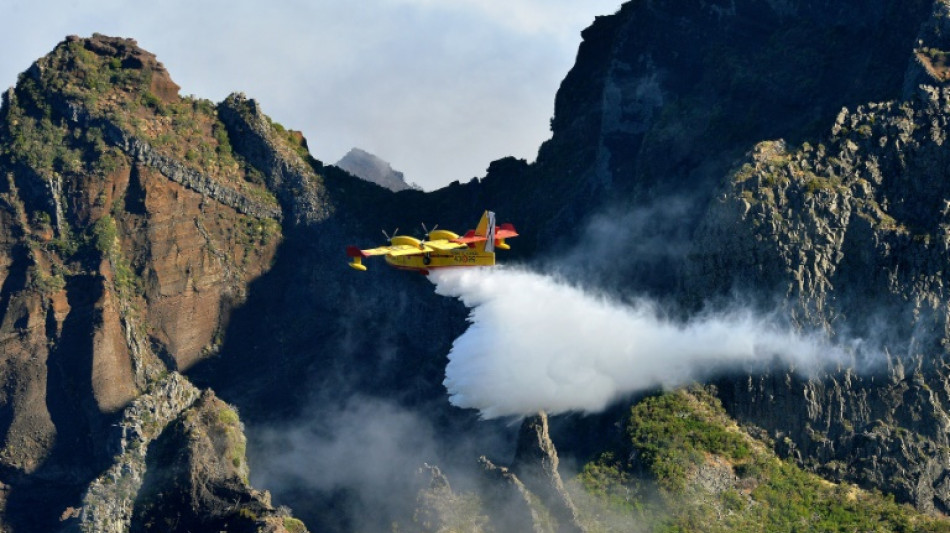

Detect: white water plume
[431,267,853,419]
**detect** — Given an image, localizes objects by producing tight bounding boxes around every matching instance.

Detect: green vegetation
[40,39,151,113]
[921,47,950,60]
[89,213,142,298]
[207,402,248,478]
[237,507,258,522]
[578,454,637,510]
[571,388,950,533]
[1,74,87,177]
[238,215,280,245]
[732,163,756,184]
[283,517,308,533]
[627,390,750,492]
[804,175,841,195]
[91,213,117,253]
[269,116,312,161]
[28,264,66,295]
[216,406,240,426]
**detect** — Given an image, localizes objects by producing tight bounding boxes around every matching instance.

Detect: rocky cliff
[690,2,950,511]
[420,0,950,525]
[501,0,950,516]
[0,34,308,532]
[6,0,950,531]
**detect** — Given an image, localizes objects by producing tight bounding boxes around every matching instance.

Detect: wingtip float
[346,210,518,274]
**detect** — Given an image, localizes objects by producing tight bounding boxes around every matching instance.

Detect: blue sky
[1,0,621,190]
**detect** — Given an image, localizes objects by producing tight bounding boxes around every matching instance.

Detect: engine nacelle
[391,235,423,248]
[429,229,460,241]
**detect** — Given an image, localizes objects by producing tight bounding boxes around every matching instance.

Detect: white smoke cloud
[431,267,856,419]
[247,395,516,530]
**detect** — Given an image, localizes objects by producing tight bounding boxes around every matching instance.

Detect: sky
[1,0,622,190]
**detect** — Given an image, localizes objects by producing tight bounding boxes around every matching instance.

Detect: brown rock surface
[133,163,278,371]
[0,33,284,530]
[91,258,136,414]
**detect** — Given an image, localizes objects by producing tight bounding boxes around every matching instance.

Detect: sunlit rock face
[335,147,415,192]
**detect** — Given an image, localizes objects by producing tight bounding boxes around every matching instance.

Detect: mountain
[334,147,416,192]
[0,33,311,533]
[3,0,950,530]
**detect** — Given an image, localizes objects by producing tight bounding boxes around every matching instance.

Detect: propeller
[421,222,438,240]
[382,228,399,242]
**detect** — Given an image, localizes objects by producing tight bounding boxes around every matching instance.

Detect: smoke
[248,396,513,531]
[431,266,859,419]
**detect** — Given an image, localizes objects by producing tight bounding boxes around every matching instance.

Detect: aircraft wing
[350,240,462,258]
[423,240,467,251]
[354,244,424,257]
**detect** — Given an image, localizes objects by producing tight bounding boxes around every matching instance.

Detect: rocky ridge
[335,147,415,192]
[130,390,302,533]
[415,412,586,533]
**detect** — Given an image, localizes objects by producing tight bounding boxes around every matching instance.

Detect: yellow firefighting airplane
[346,210,518,274]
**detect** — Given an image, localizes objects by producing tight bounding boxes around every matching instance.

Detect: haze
[1,0,621,190]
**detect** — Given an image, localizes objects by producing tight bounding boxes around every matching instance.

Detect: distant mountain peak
[335,147,417,192]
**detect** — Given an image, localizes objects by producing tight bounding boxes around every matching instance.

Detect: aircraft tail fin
[475,211,496,253]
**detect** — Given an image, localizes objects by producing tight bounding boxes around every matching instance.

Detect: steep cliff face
[689,0,950,514]
[0,34,305,531]
[519,0,934,291]
[478,0,950,519]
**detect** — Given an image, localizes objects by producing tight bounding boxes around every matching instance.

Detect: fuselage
[384,247,495,271]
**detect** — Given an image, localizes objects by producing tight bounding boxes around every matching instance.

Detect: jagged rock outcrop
[409,414,585,533]
[410,464,491,533]
[335,147,415,192]
[129,390,306,533]
[511,413,584,533]
[478,457,548,533]
[77,372,201,532]
[218,93,331,226]
[449,413,587,533]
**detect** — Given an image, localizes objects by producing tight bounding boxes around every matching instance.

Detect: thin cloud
[0,0,621,190]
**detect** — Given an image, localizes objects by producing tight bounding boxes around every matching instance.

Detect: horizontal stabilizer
[496,223,518,239]
[453,230,485,245]
[346,245,367,258]
[453,223,518,245]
